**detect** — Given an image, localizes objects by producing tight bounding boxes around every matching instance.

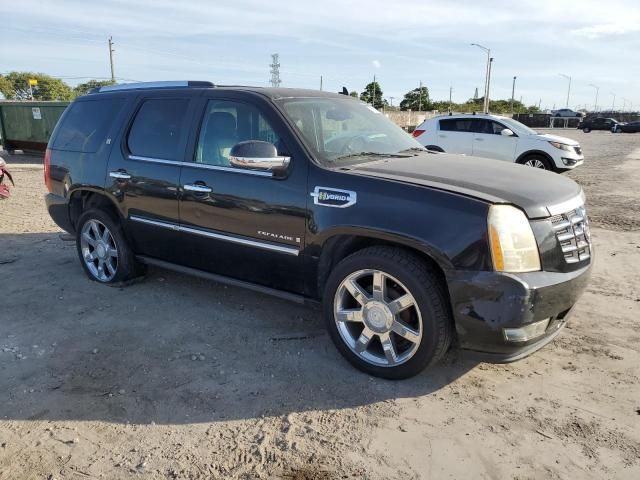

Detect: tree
[399,86,431,111]
[349,90,359,98]
[74,79,115,96]
[0,75,13,99]
[3,72,73,101]
[360,81,386,109]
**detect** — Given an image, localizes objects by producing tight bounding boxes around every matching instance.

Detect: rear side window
[53,98,124,152]
[127,98,190,160]
[439,118,473,132]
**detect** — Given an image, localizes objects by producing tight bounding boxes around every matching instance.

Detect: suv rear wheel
[582,127,591,133]
[75,209,143,284]
[323,246,452,379]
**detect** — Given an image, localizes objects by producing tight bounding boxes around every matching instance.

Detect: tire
[323,246,453,379]
[583,127,591,133]
[519,154,553,171]
[75,208,144,284]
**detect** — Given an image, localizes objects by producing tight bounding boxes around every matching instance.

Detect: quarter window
[195,100,280,167]
[53,98,124,153]
[127,98,190,160]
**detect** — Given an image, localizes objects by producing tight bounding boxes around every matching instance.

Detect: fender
[516,149,554,165]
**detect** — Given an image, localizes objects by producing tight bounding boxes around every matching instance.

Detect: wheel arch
[315,229,452,301]
[516,149,555,167]
[68,188,123,231]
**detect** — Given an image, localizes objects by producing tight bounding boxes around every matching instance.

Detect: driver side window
[196,100,280,167]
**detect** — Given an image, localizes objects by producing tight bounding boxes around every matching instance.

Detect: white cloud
[571,22,640,39]
[372,60,381,69]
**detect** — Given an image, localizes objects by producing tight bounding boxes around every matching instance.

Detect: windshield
[499,117,539,136]
[275,96,424,165]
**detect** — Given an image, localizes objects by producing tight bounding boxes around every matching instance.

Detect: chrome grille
[551,205,591,264]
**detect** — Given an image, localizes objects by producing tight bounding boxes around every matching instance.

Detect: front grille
[574,146,582,155]
[551,205,591,264]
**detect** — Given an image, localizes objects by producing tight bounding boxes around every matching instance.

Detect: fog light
[562,157,577,166]
[503,318,550,343]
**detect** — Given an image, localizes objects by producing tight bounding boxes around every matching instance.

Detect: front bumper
[446,262,592,361]
[45,193,74,233]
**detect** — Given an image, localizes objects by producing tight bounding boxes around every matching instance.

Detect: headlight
[488,205,541,273]
[548,141,573,152]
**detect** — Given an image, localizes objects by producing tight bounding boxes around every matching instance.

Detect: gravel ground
[0,129,639,479]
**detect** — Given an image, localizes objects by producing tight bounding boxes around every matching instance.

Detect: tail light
[412,129,425,138]
[44,148,52,192]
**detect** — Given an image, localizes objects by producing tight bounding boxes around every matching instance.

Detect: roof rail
[97,80,214,93]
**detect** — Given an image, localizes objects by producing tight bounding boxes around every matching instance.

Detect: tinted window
[439,118,474,132]
[195,100,280,167]
[475,119,509,135]
[53,98,124,152]
[128,98,190,160]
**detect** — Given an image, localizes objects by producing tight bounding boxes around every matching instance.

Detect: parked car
[613,121,640,133]
[552,109,584,118]
[413,113,584,171]
[578,117,621,133]
[45,81,592,379]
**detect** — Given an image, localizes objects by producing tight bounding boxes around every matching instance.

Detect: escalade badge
[310,187,357,208]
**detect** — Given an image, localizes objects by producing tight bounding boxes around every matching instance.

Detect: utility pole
[449,86,453,113]
[372,75,376,107]
[559,74,571,107]
[486,57,493,113]
[418,81,423,111]
[588,83,599,112]
[108,36,115,83]
[511,76,517,115]
[319,75,323,91]
[610,92,616,110]
[470,43,491,114]
[389,96,394,107]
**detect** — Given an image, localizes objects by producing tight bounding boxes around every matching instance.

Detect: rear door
[105,91,196,263]
[437,118,474,154]
[176,92,308,293]
[471,119,518,162]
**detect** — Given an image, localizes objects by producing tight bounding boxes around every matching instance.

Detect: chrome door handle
[184,183,212,193]
[438,134,446,138]
[109,170,131,180]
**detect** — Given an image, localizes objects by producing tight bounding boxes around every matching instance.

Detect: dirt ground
[1,130,639,480]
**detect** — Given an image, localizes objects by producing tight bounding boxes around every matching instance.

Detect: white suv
[413,114,584,171]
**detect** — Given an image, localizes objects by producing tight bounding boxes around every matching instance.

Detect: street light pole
[511,76,517,115]
[471,43,491,113]
[559,74,571,107]
[610,92,616,111]
[588,83,599,112]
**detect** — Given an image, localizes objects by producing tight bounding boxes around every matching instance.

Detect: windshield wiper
[333,151,412,161]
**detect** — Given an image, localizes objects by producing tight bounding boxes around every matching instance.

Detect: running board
[136,255,308,305]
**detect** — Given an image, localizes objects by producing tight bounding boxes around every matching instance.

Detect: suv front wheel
[520,155,552,170]
[75,209,143,284]
[323,246,452,379]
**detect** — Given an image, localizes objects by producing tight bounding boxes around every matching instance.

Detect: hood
[347,153,583,219]
[531,133,579,146]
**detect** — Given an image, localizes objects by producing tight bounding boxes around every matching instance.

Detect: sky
[1,0,639,111]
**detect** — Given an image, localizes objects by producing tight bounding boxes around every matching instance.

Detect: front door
[106,93,196,263]
[177,95,308,293]
[471,119,518,162]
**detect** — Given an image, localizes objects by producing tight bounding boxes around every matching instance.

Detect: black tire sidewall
[583,127,590,133]
[323,249,450,379]
[75,209,137,284]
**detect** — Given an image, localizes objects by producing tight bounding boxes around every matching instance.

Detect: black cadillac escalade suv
[45,81,592,379]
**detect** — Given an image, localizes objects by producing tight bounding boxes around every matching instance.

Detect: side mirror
[500,128,515,137]
[229,140,290,174]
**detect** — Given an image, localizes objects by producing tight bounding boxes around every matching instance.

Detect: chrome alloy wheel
[80,219,118,282]
[523,158,547,169]
[333,269,423,367]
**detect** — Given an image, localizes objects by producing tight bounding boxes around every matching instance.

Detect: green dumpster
[0,101,69,152]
